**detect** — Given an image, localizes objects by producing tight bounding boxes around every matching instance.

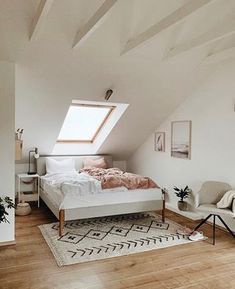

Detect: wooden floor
[0,204,235,289]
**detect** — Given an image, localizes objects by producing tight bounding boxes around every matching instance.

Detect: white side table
[16,173,40,207]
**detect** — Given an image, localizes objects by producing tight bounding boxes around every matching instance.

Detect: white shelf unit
[16,173,40,207]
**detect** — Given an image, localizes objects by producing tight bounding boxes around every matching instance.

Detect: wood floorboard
[0,203,234,289]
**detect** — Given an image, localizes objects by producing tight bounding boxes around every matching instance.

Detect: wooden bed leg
[59,209,65,237]
[161,189,166,223]
[162,199,165,223]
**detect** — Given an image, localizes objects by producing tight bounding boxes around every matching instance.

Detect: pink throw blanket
[80,167,159,190]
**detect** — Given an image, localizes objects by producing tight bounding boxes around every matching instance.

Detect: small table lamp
[27,147,39,175]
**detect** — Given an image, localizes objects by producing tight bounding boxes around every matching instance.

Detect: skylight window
[57,104,115,143]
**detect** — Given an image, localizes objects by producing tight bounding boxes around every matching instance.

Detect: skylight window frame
[57,103,115,144]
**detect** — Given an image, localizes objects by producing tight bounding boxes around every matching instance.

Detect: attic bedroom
[0,0,235,288]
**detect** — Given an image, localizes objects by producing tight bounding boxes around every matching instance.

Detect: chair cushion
[198,204,235,217]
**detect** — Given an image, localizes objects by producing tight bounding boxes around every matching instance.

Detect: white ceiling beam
[166,22,235,59]
[122,0,214,55]
[73,0,118,49]
[30,0,54,41]
[203,46,235,65]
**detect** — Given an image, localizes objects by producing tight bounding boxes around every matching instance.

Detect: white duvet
[41,172,129,210]
[42,172,102,197]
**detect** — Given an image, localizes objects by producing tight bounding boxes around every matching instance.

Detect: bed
[37,155,165,236]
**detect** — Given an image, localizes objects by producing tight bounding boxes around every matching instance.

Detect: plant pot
[178,201,188,211]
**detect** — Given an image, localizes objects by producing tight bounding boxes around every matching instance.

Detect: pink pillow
[83,158,108,169]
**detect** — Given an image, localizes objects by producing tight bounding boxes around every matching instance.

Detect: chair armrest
[195,192,200,208]
[232,199,235,215]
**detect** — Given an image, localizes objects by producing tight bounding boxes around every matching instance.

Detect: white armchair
[195,181,234,217]
[194,181,235,244]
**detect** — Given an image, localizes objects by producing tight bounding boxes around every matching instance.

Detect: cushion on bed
[46,158,76,174]
[83,157,108,169]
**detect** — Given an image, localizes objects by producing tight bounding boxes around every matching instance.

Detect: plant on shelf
[173,186,191,211]
[0,196,15,223]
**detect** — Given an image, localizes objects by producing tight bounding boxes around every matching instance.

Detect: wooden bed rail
[58,190,167,236]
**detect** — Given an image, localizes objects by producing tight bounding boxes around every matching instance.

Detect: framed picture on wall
[154,132,165,152]
[171,121,191,159]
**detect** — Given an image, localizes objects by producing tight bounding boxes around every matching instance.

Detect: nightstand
[16,173,40,207]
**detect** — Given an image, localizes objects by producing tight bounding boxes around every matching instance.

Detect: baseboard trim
[0,240,16,247]
[166,203,203,221]
[167,204,235,234]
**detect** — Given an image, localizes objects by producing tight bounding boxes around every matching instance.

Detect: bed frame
[37,155,165,236]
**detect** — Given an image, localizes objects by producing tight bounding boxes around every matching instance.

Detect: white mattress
[40,178,162,210]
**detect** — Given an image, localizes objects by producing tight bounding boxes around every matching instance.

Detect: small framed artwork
[171,121,192,159]
[154,132,165,152]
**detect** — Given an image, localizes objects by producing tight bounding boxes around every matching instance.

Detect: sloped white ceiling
[0,0,234,160]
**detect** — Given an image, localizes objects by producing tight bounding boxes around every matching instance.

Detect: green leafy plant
[173,186,191,202]
[0,196,15,223]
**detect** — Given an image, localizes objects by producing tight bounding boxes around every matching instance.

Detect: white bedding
[42,172,101,195]
[40,172,129,209]
[41,172,101,209]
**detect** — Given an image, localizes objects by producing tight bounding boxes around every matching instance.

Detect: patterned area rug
[39,213,198,266]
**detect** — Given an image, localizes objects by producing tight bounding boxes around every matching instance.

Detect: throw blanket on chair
[217,190,235,214]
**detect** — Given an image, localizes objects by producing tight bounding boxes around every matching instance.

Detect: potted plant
[0,196,15,223]
[173,186,191,211]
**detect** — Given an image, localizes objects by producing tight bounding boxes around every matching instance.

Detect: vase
[178,201,187,211]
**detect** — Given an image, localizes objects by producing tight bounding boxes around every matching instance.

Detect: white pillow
[46,158,76,174]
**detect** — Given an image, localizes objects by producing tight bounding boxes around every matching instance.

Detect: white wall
[0,61,15,243]
[128,59,235,213]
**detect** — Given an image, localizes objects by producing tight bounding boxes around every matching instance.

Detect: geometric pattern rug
[39,213,201,267]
